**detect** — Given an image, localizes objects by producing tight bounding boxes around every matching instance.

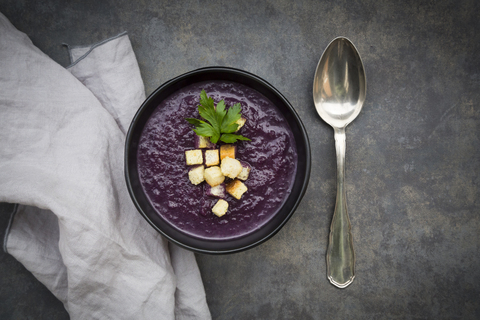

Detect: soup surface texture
[137,81,297,240]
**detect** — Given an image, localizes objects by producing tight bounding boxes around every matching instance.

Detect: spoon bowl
[313,37,366,288]
[313,37,366,129]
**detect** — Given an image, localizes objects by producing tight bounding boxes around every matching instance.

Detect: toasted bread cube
[220,144,236,160]
[195,135,215,149]
[235,117,246,132]
[185,149,203,165]
[237,161,251,181]
[226,179,248,200]
[205,149,220,167]
[204,166,225,187]
[221,157,243,179]
[188,165,205,185]
[212,199,229,217]
[205,183,226,198]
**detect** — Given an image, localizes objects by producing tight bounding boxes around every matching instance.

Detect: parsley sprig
[186,90,250,144]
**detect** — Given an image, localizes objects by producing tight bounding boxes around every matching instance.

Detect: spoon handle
[326,127,355,288]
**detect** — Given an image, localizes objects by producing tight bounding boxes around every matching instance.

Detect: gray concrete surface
[0,0,479,319]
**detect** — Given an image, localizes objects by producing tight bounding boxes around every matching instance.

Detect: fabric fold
[0,12,210,320]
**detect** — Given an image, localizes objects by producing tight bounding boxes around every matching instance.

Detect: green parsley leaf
[193,122,213,136]
[215,100,227,125]
[185,90,250,144]
[220,133,251,143]
[199,90,214,109]
[185,118,205,127]
[221,102,242,133]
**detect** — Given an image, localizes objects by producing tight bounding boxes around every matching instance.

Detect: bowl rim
[125,66,311,254]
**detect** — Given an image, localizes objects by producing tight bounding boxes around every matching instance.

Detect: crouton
[195,135,215,149]
[205,183,226,198]
[212,199,229,217]
[205,149,220,167]
[220,144,236,160]
[188,165,205,185]
[185,149,203,165]
[235,117,246,132]
[204,166,225,187]
[226,179,248,200]
[237,161,251,181]
[221,157,243,179]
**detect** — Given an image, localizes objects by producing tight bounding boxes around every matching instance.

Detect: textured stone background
[0,0,479,319]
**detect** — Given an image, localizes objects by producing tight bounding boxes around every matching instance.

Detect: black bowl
[125,67,310,254]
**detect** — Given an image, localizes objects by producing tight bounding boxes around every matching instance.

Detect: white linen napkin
[0,12,211,320]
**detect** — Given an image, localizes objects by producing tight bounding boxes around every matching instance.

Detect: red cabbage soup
[137,80,297,240]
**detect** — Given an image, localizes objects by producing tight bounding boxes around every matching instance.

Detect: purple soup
[137,81,297,240]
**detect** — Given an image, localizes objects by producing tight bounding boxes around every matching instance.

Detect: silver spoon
[313,37,366,288]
